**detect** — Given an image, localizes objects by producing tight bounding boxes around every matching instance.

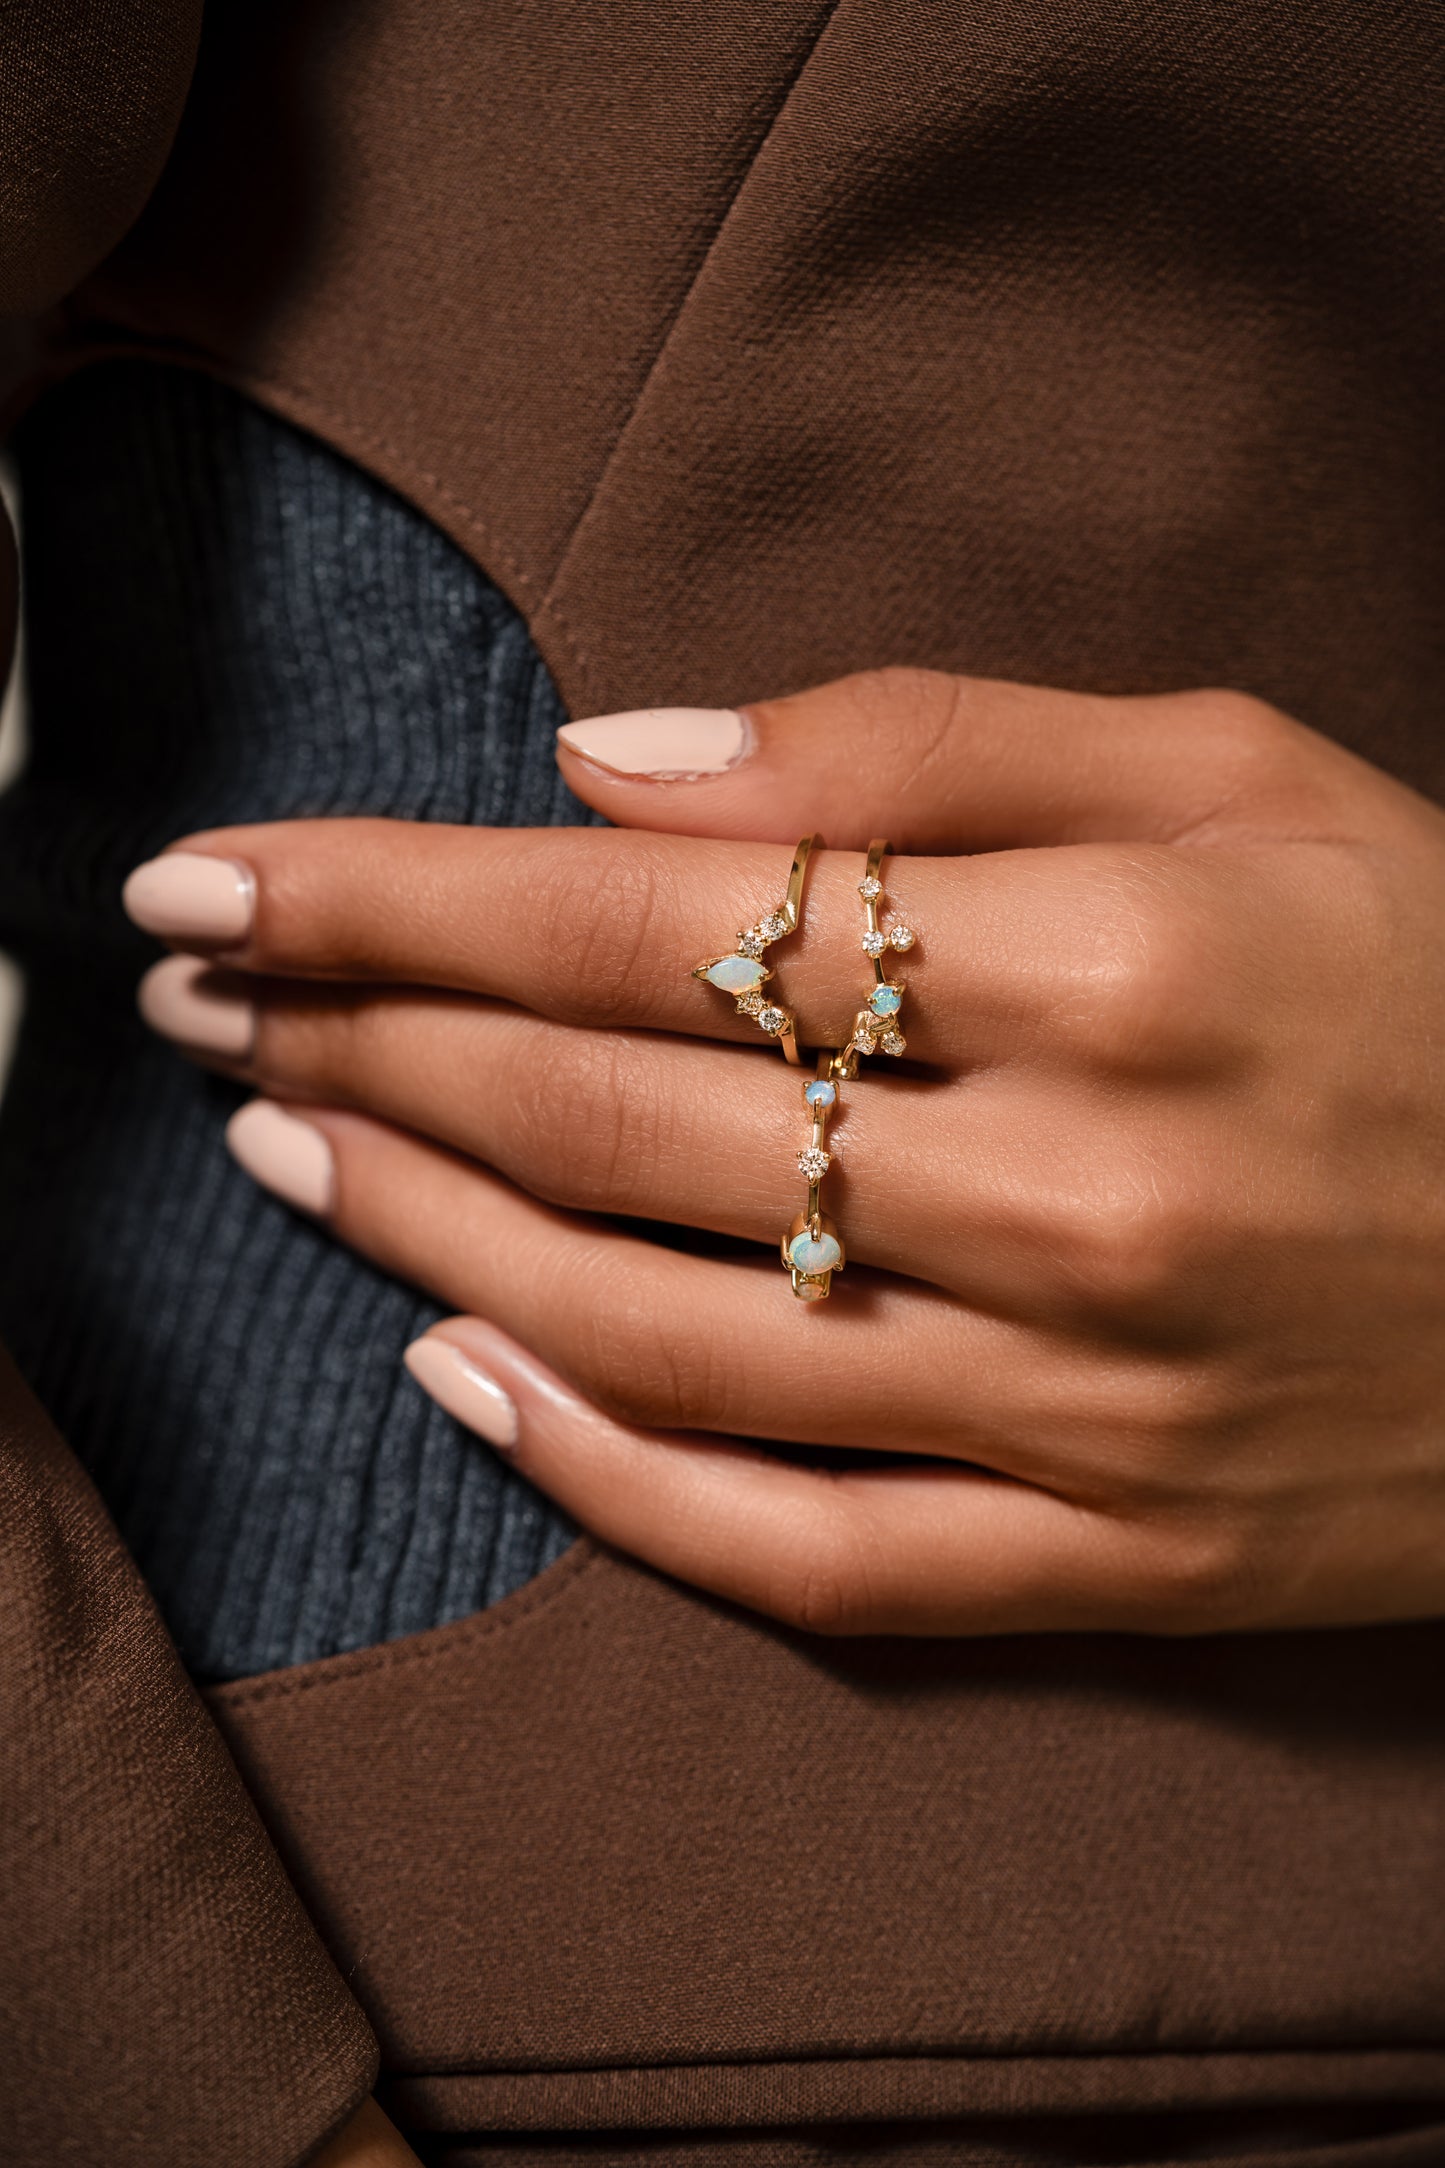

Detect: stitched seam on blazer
[389,2042,1445,2080]
[38,332,585,682]
[207,1538,603,1709]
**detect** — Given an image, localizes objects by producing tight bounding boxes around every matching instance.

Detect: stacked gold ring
[691,834,919,1301]
[847,839,917,1063]
[691,834,815,1065]
[781,1054,848,1299]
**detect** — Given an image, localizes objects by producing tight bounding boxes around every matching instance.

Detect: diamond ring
[691,835,816,1065]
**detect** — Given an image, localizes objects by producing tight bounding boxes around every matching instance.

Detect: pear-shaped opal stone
[789,1230,842,1274]
[705,954,766,993]
[869,984,903,1017]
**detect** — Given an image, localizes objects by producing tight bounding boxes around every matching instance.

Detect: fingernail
[404,1335,520,1454]
[226,1101,334,1215]
[556,707,747,778]
[139,955,254,1059]
[123,851,255,944]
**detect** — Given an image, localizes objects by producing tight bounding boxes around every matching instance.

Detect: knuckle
[835,665,959,732]
[492,1035,567,1196]
[1076,1361,1240,1513]
[1055,1180,1200,1316]
[527,838,677,1029]
[1055,876,1196,1068]
[1141,1357,1240,1453]
[514,1030,667,1215]
[1141,1517,1268,1633]
[256,990,365,1095]
[810,667,972,805]
[772,1510,877,1637]
[573,1289,729,1432]
[787,1563,860,1637]
[1182,689,1335,810]
[1188,687,1286,746]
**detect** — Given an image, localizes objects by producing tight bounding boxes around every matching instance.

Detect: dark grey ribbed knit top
[0,361,583,1682]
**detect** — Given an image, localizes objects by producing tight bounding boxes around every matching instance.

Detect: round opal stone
[705,954,766,993]
[869,985,903,1017]
[803,1080,837,1110]
[789,1230,842,1274]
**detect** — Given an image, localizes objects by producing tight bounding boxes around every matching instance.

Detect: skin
[134,668,1445,1636]
[312,2100,421,2168]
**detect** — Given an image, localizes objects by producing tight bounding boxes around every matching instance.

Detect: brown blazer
[3,4,1445,2163]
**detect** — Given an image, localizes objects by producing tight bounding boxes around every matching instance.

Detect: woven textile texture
[0,359,584,1681]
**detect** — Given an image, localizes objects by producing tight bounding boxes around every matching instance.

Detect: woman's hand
[124,670,1445,1635]
[312,2098,422,2168]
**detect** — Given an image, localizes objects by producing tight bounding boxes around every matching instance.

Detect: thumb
[555,668,1352,852]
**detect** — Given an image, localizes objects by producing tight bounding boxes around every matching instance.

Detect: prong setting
[690,843,814,1063]
[850,840,917,1063]
[783,1056,849,1298]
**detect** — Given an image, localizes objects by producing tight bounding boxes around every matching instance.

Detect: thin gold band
[690,835,817,1063]
[783,838,920,1299]
[845,836,916,1066]
[782,833,815,937]
[690,833,918,1300]
[773,833,816,1062]
[781,1052,847,1299]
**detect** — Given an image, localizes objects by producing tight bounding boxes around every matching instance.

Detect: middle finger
[143,956,955,1277]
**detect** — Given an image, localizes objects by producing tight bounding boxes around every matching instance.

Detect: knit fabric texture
[0,360,584,1681]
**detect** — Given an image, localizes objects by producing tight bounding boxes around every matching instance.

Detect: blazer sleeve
[2,16,379,2162]
[0,1343,379,2166]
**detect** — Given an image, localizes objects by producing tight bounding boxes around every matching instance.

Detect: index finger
[120,817,1185,1068]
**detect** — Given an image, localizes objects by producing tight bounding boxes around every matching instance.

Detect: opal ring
[782,1053,848,1299]
[780,839,919,1300]
[690,833,918,1301]
[692,835,816,1064]
[847,838,917,1062]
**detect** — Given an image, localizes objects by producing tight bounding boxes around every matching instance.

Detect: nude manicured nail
[556,707,747,778]
[226,1101,335,1216]
[404,1335,520,1454]
[139,955,254,1058]
[122,851,255,944]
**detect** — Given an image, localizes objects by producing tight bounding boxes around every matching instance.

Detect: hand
[125,670,1445,1635]
[312,2098,422,2168]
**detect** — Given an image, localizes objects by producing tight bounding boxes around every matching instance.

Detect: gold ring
[691,834,816,1064]
[846,837,917,1063]
[772,839,921,1298]
[781,1052,847,1299]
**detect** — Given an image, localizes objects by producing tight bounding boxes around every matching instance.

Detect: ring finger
[140,952,1174,1322]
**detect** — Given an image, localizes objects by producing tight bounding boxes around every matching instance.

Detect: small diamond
[881,1030,906,1056]
[757,1004,788,1035]
[889,923,916,951]
[738,928,766,959]
[861,928,888,957]
[759,911,790,942]
[797,1145,831,1182]
[736,991,765,1015]
[851,1029,877,1056]
[858,876,883,900]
